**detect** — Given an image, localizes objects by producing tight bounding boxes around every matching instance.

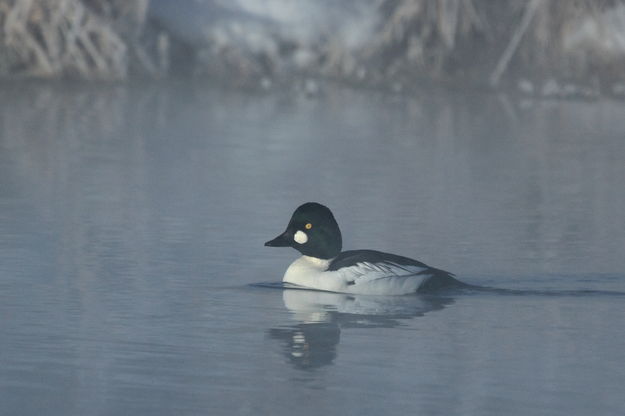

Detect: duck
[265,202,468,295]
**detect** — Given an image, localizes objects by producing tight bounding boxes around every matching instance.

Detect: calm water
[1,81,624,415]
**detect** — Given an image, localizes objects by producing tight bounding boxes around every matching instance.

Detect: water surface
[0,81,624,415]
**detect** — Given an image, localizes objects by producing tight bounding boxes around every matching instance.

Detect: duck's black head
[265,202,342,259]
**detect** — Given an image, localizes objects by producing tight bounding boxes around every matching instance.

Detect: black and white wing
[328,250,462,292]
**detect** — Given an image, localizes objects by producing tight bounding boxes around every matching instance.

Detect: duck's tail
[416,269,477,293]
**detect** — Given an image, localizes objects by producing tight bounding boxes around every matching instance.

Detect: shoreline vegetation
[1,0,624,98]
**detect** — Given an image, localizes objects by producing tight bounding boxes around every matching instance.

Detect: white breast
[283,256,346,292]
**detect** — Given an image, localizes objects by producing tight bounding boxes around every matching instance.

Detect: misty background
[1,0,625,96]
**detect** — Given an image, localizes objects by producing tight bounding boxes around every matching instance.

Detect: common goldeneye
[265,202,467,295]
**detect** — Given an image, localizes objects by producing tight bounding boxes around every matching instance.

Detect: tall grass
[0,0,149,79]
[1,0,624,89]
[360,0,625,87]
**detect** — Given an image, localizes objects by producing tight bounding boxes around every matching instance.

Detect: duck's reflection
[268,289,454,370]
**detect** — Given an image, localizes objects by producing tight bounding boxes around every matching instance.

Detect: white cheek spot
[293,230,308,244]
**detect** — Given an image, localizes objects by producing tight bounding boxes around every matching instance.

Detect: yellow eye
[305,223,312,230]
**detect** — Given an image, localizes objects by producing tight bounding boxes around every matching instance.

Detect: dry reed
[0,0,149,79]
[356,0,625,87]
[2,0,624,90]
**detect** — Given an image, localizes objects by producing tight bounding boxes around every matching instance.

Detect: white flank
[282,255,431,295]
